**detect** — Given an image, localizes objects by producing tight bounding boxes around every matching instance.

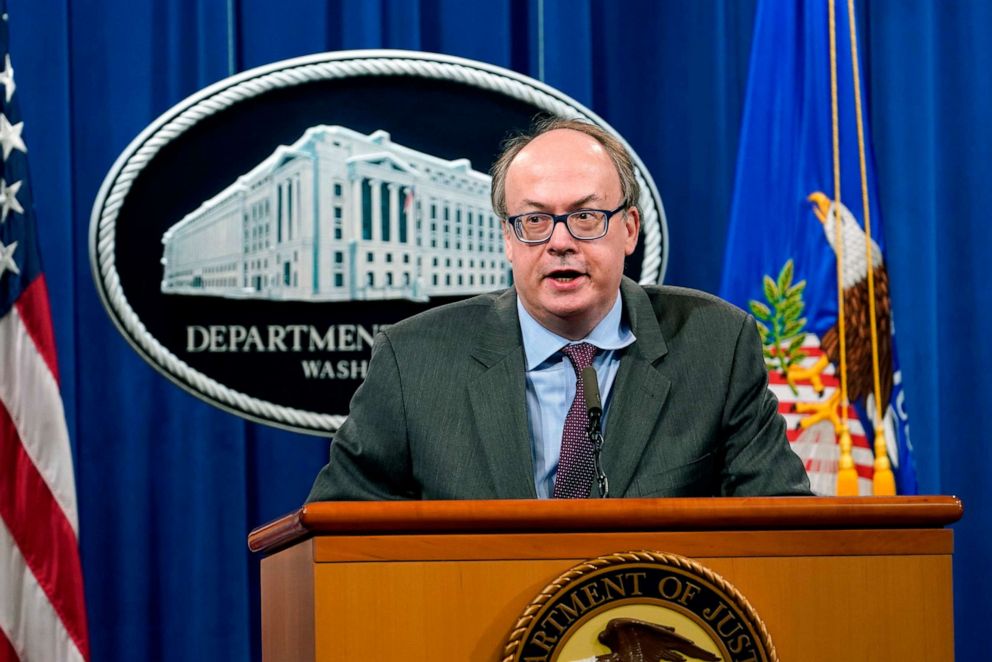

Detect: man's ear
[623,207,640,256]
[502,220,515,263]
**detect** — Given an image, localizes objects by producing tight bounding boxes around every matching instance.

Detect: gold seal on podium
[503,550,777,662]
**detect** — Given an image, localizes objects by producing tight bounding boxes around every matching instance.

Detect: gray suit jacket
[307,278,811,500]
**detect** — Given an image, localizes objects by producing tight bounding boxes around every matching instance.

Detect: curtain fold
[867,4,992,656]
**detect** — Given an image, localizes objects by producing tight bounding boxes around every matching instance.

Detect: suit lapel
[601,279,671,497]
[468,290,537,499]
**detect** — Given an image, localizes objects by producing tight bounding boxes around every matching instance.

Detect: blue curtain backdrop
[8,0,990,659]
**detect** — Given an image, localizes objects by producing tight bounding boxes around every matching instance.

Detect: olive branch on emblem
[750,259,807,394]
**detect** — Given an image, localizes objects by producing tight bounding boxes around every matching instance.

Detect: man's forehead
[504,129,620,208]
[511,128,608,165]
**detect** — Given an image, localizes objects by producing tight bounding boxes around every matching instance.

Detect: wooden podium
[248,496,961,661]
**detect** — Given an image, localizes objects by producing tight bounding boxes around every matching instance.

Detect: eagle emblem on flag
[751,195,901,495]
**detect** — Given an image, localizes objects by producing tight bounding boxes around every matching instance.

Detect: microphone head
[581,366,603,415]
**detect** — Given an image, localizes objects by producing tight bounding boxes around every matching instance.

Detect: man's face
[503,129,640,340]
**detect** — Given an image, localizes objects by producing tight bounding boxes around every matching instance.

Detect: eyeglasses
[505,204,627,244]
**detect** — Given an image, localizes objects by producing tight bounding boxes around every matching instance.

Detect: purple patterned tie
[553,342,599,498]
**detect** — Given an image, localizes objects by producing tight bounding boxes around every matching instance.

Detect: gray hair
[489,116,641,218]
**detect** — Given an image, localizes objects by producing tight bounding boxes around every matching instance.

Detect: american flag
[0,4,90,661]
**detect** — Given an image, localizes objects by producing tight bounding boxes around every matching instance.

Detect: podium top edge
[247,495,963,553]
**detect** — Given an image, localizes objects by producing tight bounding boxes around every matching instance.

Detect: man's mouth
[545,269,586,283]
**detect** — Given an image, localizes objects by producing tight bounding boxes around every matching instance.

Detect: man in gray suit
[308,118,811,501]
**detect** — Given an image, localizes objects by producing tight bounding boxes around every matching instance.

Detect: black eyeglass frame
[505,204,628,244]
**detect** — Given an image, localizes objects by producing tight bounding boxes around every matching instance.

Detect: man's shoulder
[635,283,749,326]
[380,289,511,344]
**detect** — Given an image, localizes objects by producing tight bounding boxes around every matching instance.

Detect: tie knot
[561,342,597,374]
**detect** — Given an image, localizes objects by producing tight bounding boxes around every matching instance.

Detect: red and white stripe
[0,276,89,661]
[768,334,875,495]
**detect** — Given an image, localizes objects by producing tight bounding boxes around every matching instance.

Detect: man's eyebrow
[519,194,602,211]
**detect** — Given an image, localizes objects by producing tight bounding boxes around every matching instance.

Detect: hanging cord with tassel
[846,0,895,495]
[829,0,858,496]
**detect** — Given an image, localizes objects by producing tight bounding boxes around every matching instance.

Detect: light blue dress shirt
[517,294,636,498]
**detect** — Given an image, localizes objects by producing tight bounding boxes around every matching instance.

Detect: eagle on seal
[595,617,720,662]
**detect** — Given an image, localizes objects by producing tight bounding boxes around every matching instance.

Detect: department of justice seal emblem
[503,551,776,662]
[89,50,668,436]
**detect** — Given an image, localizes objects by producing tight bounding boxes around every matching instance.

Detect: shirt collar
[517,291,635,370]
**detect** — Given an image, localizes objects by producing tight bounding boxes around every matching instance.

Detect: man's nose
[545,220,577,252]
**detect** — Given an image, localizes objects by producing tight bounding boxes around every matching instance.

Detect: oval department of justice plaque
[89,50,668,435]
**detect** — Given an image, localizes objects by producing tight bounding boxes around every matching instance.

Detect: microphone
[581,366,609,498]
[581,366,602,418]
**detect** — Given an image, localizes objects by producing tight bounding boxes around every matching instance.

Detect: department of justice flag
[719,0,917,495]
